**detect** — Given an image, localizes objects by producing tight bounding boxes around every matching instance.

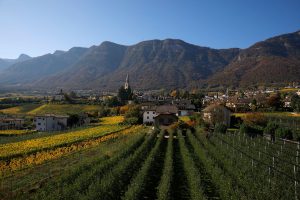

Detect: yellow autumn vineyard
[0,125,146,175]
[98,115,125,125]
[0,130,36,136]
[0,124,126,159]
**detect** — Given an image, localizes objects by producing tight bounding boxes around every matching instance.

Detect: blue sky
[0,0,299,58]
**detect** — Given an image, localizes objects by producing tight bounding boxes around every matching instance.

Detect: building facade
[202,104,231,127]
[0,118,25,130]
[34,114,68,131]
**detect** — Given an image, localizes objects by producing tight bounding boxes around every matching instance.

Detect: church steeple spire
[124,74,129,90]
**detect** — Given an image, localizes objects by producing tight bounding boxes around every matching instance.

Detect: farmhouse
[154,105,178,128]
[172,99,196,116]
[34,114,68,131]
[0,118,25,130]
[202,104,231,126]
[142,106,157,124]
[52,89,65,101]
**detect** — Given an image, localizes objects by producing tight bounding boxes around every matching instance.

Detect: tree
[98,106,111,117]
[250,99,257,111]
[69,91,77,99]
[64,93,74,103]
[123,105,141,125]
[291,94,300,112]
[67,114,80,127]
[275,127,293,140]
[118,86,133,104]
[264,122,279,141]
[170,90,178,98]
[190,92,204,111]
[104,96,121,107]
[214,123,227,134]
[267,93,283,111]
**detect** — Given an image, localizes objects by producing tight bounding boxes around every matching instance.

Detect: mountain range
[0,54,31,72]
[0,30,299,91]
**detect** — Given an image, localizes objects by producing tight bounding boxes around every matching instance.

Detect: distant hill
[0,47,88,86]
[206,30,300,88]
[0,54,31,72]
[0,30,299,90]
[36,39,239,90]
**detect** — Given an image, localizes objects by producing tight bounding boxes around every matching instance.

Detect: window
[147,112,149,114]
[38,123,41,125]
[147,116,149,119]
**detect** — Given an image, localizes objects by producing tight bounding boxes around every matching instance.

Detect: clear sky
[0,0,300,58]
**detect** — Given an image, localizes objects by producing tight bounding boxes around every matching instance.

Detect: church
[118,74,133,104]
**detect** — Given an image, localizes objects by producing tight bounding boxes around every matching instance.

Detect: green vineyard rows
[4,126,300,200]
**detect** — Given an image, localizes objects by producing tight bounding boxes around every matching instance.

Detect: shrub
[214,123,227,134]
[123,117,139,125]
[275,127,293,140]
[123,105,142,124]
[243,112,267,127]
[263,122,279,135]
[240,123,261,137]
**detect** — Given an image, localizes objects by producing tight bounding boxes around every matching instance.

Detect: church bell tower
[124,74,129,90]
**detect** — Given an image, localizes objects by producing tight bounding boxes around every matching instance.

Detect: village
[0,74,300,142]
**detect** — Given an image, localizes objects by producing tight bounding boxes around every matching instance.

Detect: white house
[34,114,68,131]
[52,89,65,101]
[142,108,157,124]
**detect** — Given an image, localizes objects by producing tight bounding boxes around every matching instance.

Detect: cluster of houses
[202,88,300,112]
[141,99,195,124]
[0,113,90,132]
[1,76,300,132]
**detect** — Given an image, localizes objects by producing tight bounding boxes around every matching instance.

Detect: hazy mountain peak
[53,50,66,56]
[17,54,31,60]
[100,41,126,48]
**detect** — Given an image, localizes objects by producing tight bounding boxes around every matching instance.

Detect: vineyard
[1,124,300,199]
[0,130,36,136]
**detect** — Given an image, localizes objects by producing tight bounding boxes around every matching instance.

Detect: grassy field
[0,104,103,115]
[97,115,124,125]
[233,112,300,118]
[279,88,299,93]
[0,104,42,115]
